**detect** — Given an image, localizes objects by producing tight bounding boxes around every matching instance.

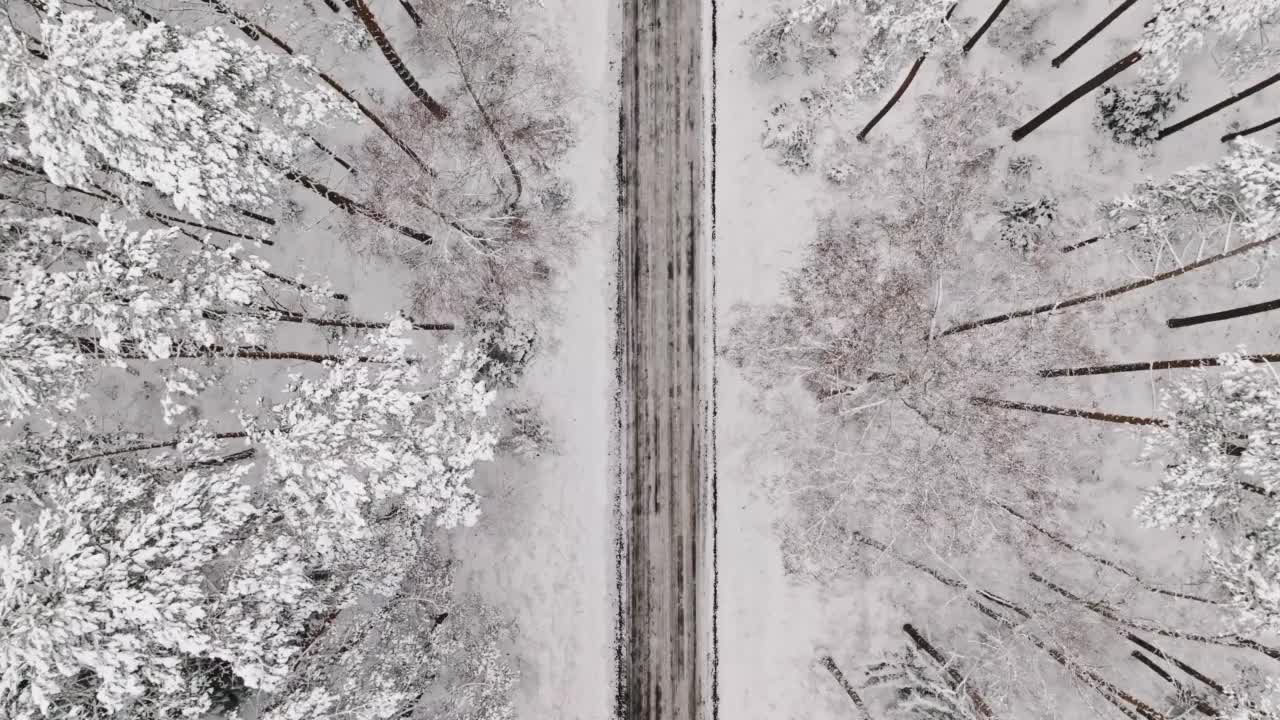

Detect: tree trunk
[1131,651,1175,685]
[284,170,434,246]
[1223,114,1280,142]
[16,431,250,481]
[1061,223,1139,253]
[1168,298,1280,328]
[902,624,995,719]
[1039,353,1280,378]
[819,656,874,720]
[227,204,275,226]
[1061,233,1103,252]
[971,396,1164,426]
[938,233,1279,336]
[1159,71,1280,140]
[1012,50,1142,141]
[183,447,257,470]
[0,191,98,228]
[962,0,1012,54]
[1130,652,1219,717]
[4,199,332,299]
[312,66,435,174]
[1031,572,1280,663]
[397,0,424,26]
[971,602,1166,720]
[1050,0,1139,68]
[197,0,435,176]
[842,524,1162,720]
[996,502,1218,605]
[309,136,357,175]
[211,307,453,331]
[445,34,524,208]
[342,0,449,121]
[3,159,264,242]
[844,524,1164,720]
[857,3,958,142]
[858,57,926,142]
[269,310,453,332]
[1126,635,1225,694]
[75,338,408,365]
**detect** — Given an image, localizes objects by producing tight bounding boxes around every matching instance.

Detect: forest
[724,0,1280,719]
[3,0,1280,719]
[0,0,591,717]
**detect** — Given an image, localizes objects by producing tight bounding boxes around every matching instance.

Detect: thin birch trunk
[1061,223,1140,253]
[444,32,524,208]
[1130,652,1219,717]
[3,160,263,242]
[309,137,358,175]
[14,431,250,482]
[209,307,453,331]
[971,602,1165,720]
[0,186,351,301]
[196,0,435,175]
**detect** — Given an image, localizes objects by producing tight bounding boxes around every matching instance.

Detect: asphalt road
[617,0,711,718]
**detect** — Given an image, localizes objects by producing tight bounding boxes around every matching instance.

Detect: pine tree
[248,323,497,560]
[0,453,316,718]
[0,10,348,226]
[1138,353,1280,634]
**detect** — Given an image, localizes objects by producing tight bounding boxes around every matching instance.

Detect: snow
[715,3,839,717]
[715,0,1280,717]
[445,2,618,718]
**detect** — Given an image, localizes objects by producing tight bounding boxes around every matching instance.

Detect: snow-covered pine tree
[0,8,519,718]
[0,450,316,718]
[0,8,348,227]
[0,212,341,422]
[1102,139,1279,282]
[1138,353,1280,634]
[249,320,497,562]
[1140,1,1280,86]
[1095,79,1186,148]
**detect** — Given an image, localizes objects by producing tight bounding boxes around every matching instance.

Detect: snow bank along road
[616,0,713,718]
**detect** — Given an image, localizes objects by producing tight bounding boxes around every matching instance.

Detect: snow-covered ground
[448,3,619,719]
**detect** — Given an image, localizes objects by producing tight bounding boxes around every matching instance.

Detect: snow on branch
[0,10,350,225]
